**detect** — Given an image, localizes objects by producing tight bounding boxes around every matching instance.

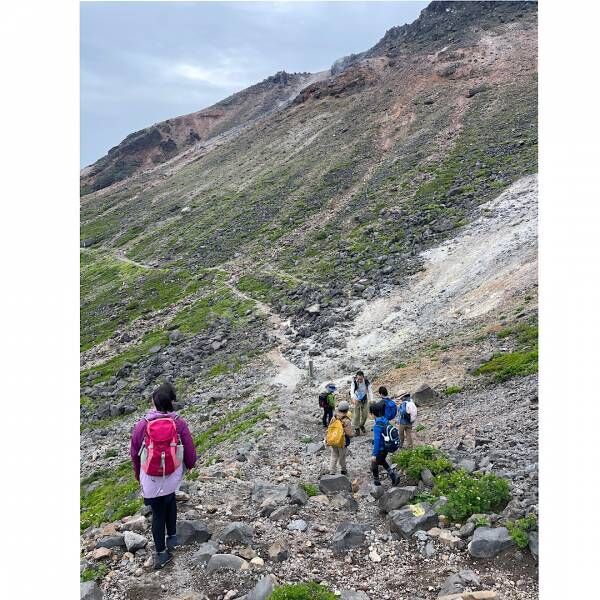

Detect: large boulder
[378,486,417,513]
[288,484,309,506]
[95,535,125,549]
[215,522,254,545]
[319,474,352,495]
[330,492,359,512]
[268,540,289,562]
[81,581,103,600]
[389,503,438,539]
[412,383,435,404]
[190,541,220,566]
[331,522,371,555]
[468,527,514,558]
[245,575,276,600]
[438,569,481,597]
[123,531,147,552]
[206,553,249,573]
[251,480,289,504]
[176,520,211,545]
[528,530,538,561]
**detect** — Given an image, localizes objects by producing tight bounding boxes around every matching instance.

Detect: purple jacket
[130,411,197,483]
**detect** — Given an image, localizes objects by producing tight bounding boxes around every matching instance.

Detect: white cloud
[171,62,246,88]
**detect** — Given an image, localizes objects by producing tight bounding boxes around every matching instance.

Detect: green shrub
[434,470,511,522]
[104,449,118,458]
[415,424,426,432]
[507,513,537,549]
[444,386,462,396]
[413,491,438,504]
[269,582,336,600]
[474,349,538,382]
[392,445,454,480]
[300,483,319,497]
[474,515,491,528]
[81,564,108,582]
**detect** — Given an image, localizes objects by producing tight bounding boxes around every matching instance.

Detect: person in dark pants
[319,383,337,428]
[369,400,399,487]
[130,382,197,569]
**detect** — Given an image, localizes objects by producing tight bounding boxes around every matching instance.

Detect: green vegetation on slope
[269,582,337,600]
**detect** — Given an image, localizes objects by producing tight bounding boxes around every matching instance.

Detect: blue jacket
[383,397,397,421]
[372,416,389,456]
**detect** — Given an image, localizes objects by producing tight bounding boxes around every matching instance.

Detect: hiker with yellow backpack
[325,400,354,476]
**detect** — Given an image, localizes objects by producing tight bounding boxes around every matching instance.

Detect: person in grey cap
[328,400,354,475]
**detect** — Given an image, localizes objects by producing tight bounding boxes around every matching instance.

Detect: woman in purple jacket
[130,382,196,569]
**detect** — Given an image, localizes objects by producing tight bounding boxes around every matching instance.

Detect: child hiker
[130,382,197,569]
[369,400,399,486]
[397,391,418,448]
[327,400,354,476]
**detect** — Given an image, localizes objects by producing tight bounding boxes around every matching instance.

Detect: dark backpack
[318,392,329,408]
[382,422,401,453]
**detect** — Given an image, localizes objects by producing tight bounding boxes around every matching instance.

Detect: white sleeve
[367,385,374,403]
[350,381,357,401]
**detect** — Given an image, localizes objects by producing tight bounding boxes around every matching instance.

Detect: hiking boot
[153,550,173,570]
[388,470,400,486]
[354,429,361,436]
[360,426,366,434]
[373,479,381,486]
[166,535,178,552]
[341,470,348,476]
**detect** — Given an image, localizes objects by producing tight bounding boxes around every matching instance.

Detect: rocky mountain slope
[80,3,538,599]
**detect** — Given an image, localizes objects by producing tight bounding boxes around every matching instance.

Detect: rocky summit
[80,2,538,599]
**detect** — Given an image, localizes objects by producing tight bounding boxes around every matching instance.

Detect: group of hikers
[128,371,418,570]
[319,370,418,486]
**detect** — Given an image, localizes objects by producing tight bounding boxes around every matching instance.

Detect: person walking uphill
[350,370,373,435]
[319,383,337,428]
[130,382,197,569]
[397,392,418,449]
[327,401,354,476]
[370,400,399,487]
[378,386,397,421]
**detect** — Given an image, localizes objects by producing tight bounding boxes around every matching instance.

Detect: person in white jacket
[350,370,373,435]
[396,392,418,448]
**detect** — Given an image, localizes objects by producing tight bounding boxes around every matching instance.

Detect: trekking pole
[308,360,314,381]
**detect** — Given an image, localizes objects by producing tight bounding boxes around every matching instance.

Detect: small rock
[95,535,125,549]
[176,521,211,545]
[378,486,416,513]
[123,531,147,553]
[268,540,289,562]
[91,547,112,561]
[287,519,308,532]
[215,522,254,545]
[288,484,309,506]
[368,549,381,563]
[468,527,514,558]
[80,581,103,600]
[319,474,352,495]
[246,575,276,600]
[190,541,219,566]
[331,522,371,555]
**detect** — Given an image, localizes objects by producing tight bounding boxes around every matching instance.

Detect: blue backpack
[398,400,411,425]
[384,398,397,421]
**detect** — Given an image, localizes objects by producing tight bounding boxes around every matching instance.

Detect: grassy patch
[474,349,538,382]
[193,397,270,455]
[80,461,142,531]
[434,470,511,522]
[444,386,462,396]
[300,483,319,497]
[392,445,454,480]
[269,582,337,600]
[81,564,108,582]
[415,424,426,432]
[507,513,537,549]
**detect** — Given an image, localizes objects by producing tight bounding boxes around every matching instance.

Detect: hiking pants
[352,401,368,430]
[399,424,414,448]
[322,406,333,427]
[371,451,393,481]
[330,445,348,474]
[144,492,177,553]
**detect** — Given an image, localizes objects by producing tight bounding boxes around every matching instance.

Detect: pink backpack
[139,416,183,477]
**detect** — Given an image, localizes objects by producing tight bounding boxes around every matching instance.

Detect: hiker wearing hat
[350,370,373,435]
[318,383,337,428]
[396,392,418,448]
[327,400,354,475]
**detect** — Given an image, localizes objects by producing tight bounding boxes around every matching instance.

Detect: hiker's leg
[398,425,405,447]
[145,496,167,553]
[326,406,333,426]
[378,451,390,472]
[165,492,177,538]
[371,456,380,481]
[330,447,338,474]
[322,408,327,427]
[405,426,413,448]
[360,403,368,428]
[339,446,347,473]
[352,404,360,431]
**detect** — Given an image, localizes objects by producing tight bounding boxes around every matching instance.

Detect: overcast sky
[80,1,427,167]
